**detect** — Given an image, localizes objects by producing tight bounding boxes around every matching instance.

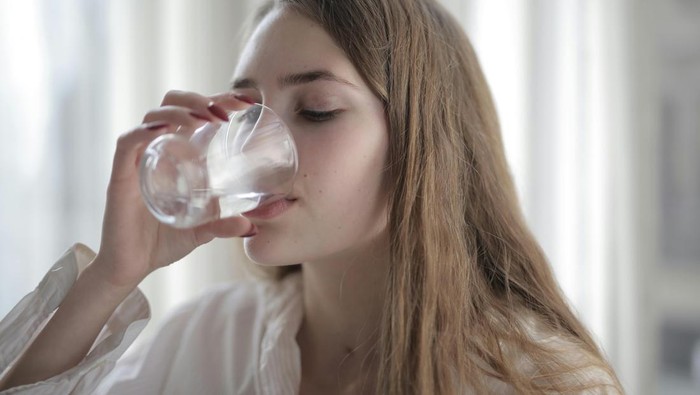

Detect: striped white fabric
[0,245,619,394]
[0,245,303,395]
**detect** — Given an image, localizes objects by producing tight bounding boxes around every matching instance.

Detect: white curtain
[0,0,256,346]
[1,0,648,392]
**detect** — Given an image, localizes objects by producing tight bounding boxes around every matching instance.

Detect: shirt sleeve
[0,244,151,395]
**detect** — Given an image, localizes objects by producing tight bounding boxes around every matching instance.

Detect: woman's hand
[0,91,257,390]
[92,90,253,289]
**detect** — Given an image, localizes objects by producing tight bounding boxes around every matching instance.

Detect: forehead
[233,7,362,87]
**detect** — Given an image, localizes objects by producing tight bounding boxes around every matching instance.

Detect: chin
[243,236,300,267]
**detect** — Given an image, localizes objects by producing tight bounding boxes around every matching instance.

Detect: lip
[241,198,296,220]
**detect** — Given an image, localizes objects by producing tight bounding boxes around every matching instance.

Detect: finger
[193,216,256,241]
[160,90,237,122]
[143,105,216,127]
[110,122,175,182]
[208,91,254,113]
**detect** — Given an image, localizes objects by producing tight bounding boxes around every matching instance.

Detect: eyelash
[299,109,341,122]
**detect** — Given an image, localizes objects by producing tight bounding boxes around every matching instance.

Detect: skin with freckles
[232,7,391,394]
[234,8,390,268]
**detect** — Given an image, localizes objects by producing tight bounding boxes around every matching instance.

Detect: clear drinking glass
[139,103,297,228]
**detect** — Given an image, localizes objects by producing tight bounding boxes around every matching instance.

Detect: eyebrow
[230,70,358,90]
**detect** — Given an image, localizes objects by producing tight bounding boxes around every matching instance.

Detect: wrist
[80,257,144,301]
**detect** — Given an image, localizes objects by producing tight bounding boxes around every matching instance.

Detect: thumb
[193,216,256,240]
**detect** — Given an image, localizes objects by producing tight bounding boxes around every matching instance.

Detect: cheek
[299,123,386,199]
[299,122,388,230]
[245,111,389,266]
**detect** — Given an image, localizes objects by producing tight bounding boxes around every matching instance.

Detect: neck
[296,230,390,393]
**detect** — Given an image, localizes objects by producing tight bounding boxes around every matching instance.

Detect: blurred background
[0,0,698,393]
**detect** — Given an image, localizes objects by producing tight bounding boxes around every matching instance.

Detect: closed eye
[299,109,343,122]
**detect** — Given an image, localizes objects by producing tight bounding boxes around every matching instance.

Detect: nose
[258,97,300,144]
[259,97,289,126]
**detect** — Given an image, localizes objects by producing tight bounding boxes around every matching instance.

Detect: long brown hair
[250,0,623,393]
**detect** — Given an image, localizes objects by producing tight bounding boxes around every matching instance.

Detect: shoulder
[534,335,622,393]
[516,313,623,394]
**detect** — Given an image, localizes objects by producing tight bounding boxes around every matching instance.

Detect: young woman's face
[233,7,389,266]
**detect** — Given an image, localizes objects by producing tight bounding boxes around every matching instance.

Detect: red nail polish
[207,103,230,122]
[233,94,256,105]
[145,121,169,130]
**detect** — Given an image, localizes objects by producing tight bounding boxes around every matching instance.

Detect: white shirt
[0,245,620,394]
[0,244,303,394]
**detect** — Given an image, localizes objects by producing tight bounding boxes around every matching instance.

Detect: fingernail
[233,94,256,105]
[207,102,229,122]
[145,121,169,130]
[189,112,212,122]
[241,224,258,237]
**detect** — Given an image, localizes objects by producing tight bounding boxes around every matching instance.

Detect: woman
[0,0,623,393]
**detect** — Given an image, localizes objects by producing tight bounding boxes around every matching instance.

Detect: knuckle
[116,129,139,149]
[116,131,131,145]
[115,133,131,154]
[142,108,163,123]
[162,89,186,104]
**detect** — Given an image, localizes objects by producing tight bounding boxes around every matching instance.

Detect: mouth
[242,196,297,220]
